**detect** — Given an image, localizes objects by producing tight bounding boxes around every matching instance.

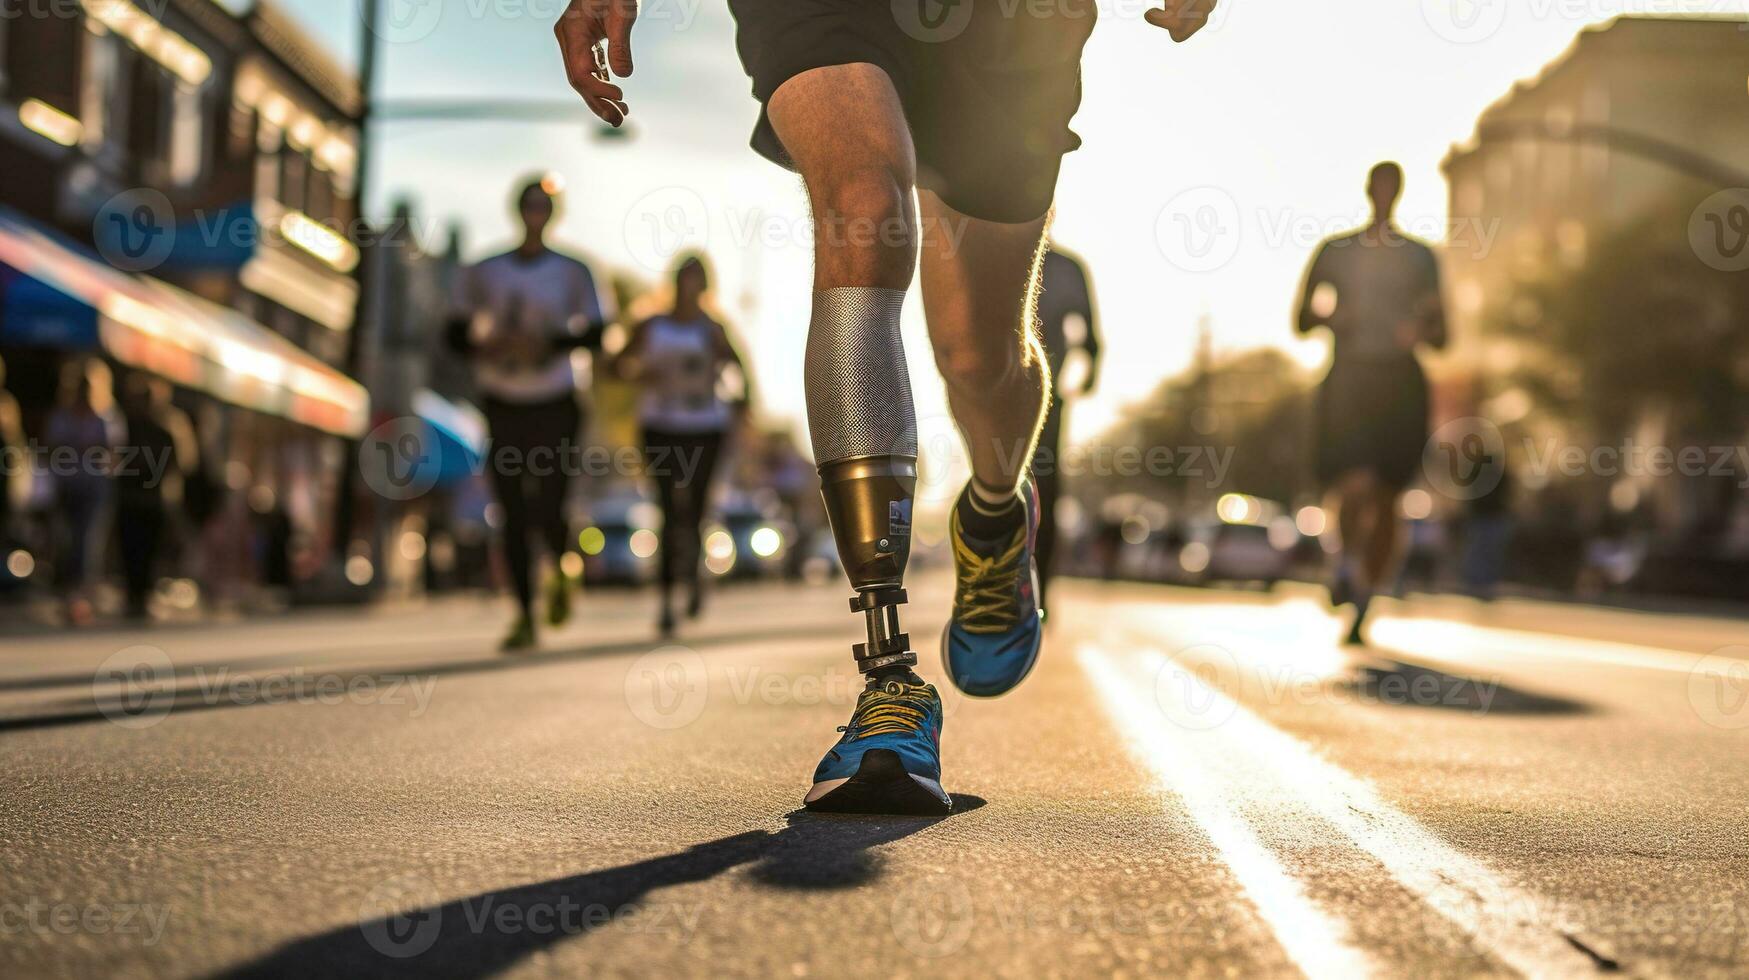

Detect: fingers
[1145,0,1216,41]
[606,0,636,77]
[555,0,633,125]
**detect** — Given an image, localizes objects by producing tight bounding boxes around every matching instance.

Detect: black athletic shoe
[1345,595,1371,646]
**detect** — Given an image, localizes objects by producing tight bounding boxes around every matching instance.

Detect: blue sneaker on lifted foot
[942,481,1042,698]
[804,677,950,816]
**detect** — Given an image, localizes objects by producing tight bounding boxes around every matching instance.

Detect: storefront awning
[0,208,368,438]
[411,388,487,488]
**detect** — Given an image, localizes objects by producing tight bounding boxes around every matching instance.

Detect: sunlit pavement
[2,578,1747,978]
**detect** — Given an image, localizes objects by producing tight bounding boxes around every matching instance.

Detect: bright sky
[280,0,1749,456]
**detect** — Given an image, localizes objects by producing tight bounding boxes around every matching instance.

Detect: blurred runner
[1295,162,1447,645]
[115,375,196,620]
[612,253,749,637]
[556,0,1215,813]
[1031,243,1102,618]
[44,359,122,626]
[448,176,614,652]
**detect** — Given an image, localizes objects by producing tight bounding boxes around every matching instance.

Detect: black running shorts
[1315,355,1432,490]
[728,0,1097,223]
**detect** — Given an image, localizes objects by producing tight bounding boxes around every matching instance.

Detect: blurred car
[578,492,660,587]
[1174,495,1301,587]
[706,500,793,581]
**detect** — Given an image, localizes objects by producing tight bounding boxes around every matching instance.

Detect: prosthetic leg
[805,288,918,679]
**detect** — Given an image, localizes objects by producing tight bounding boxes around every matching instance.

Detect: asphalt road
[1,578,1746,978]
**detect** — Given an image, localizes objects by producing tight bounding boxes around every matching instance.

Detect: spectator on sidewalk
[44,359,123,625]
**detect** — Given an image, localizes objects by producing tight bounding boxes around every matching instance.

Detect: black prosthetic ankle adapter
[851,587,913,675]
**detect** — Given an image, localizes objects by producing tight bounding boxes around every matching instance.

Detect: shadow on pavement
[1337,650,1592,715]
[225,796,986,979]
[0,623,850,734]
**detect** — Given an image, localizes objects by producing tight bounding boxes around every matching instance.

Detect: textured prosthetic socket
[805,288,919,676]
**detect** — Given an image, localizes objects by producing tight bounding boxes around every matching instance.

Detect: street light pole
[332,0,381,560]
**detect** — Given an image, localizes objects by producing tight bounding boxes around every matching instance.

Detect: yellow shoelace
[840,683,935,741]
[950,509,1027,634]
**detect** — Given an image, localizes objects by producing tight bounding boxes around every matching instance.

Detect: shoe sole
[803,749,951,816]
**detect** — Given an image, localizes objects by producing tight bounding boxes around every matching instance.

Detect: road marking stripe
[1082,643,1610,978]
[1081,646,1381,979]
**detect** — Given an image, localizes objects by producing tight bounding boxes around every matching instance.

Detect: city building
[1442,15,1749,382]
[1441,15,1749,585]
[0,0,369,595]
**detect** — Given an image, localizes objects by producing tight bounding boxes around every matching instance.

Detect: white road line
[1081,647,1381,979]
[1082,643,1611,979]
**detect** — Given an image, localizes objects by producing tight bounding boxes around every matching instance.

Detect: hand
[555,0,637,127]
[1144,0,1216,41]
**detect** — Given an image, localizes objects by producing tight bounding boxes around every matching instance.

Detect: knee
[933,324,1038,393]
[809,161,915,252]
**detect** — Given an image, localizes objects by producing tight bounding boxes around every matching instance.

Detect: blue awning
[410,389,487,488]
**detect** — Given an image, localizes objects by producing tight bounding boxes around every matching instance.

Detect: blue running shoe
[804,677,950,815]
[942,481,1042,698]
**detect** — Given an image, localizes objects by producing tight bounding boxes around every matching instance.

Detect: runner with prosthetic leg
[553,0,1218,815]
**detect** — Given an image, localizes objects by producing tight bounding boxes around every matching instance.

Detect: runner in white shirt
[448,176,614,651]
[612,253,749,637]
